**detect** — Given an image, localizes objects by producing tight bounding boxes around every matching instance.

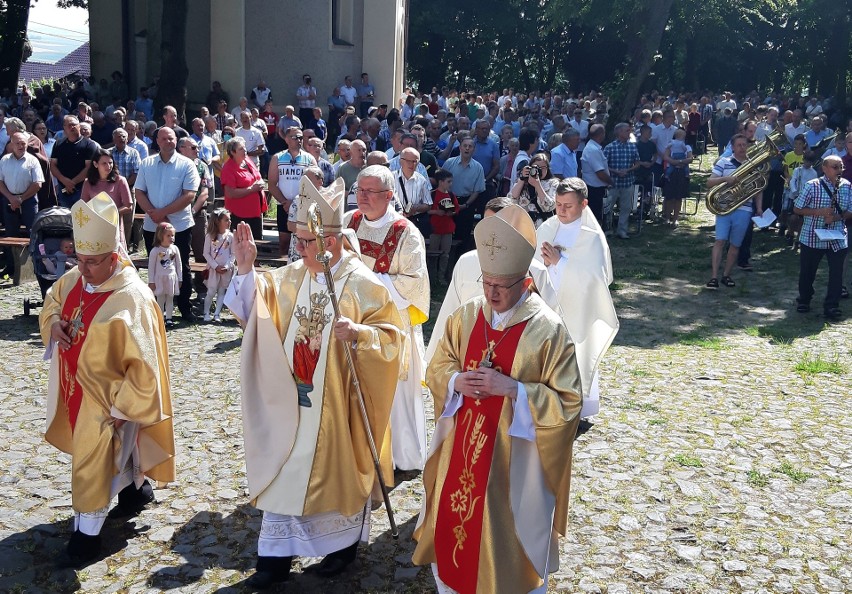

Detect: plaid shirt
[603,140,639,188]
[110,145,141,180]
[794,176,851,251]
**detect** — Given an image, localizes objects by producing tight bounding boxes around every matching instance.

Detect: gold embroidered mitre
[71,192,119,255]
[296,177,345,232]
[474,204,535,278]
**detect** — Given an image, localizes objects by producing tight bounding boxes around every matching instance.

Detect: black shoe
[108,480,155,519]
[165,319,176,328]
[57,530,101,568]
[824,308,842,321]
[247,570,290,589]
[180,310,197,323]
[841,286,849,299]
[576,418,594,437]
[248,556,292,589]
[313,542,358,577]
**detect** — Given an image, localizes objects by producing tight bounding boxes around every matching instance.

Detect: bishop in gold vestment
[225,178,403,588]
[40,193,175,567]
[413,206,582,594]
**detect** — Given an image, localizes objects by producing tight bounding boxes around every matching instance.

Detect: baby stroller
[23,206,73,316]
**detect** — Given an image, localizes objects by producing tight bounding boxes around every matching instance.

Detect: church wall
[87,0,124,88]
[242,0,365,115]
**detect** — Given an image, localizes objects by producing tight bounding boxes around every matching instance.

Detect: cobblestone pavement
[0,206,850,593]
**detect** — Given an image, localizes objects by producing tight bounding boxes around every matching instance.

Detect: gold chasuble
[237,252,403,517]
[413,295,582,594]
[40,265,176,513]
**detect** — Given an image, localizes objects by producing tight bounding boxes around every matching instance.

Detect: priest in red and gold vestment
[344,165,430,471]
[39,192,175,567]
[413,205,582,594]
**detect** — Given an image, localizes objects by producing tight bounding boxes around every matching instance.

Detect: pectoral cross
[479,340,496,368]
[69,312,84,341]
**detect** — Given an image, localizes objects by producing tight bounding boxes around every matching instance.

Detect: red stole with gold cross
[58,279,114,431]
[348,211,408,273]
[434,308,528,594]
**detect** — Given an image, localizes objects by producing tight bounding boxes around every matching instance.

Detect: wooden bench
[0,237,33,286]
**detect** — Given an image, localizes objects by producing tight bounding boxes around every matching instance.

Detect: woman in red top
[685,103,702,152]
[220,137,266,239]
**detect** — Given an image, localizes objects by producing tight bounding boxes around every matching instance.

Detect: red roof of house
[19,42,90,84]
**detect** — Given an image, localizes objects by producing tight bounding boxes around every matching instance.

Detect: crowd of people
[3,71,850,591]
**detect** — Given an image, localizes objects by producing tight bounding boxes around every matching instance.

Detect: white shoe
[203,314,212,322]
[213,314,222,323]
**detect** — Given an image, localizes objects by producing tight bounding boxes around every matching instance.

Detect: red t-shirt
[220,158,264,218]
[261,110,279,137]
[430,189,460,235]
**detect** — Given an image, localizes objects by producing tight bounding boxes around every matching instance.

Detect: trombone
[306,202,399,539]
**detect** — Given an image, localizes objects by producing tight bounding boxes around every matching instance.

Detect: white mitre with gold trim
[296,177,345,232]
[71,192,119,255]
[474,204,536,278]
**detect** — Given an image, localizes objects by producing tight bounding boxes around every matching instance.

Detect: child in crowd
[202,208,234,322]
[780,134,807,241]
[41,238,77,277]
[822,134,847,159]
[147,222,182,327]
[635,125,656,211]
[662,128,693,227]
[428,169,459,283]
[786,152,818,250]
[664,129,691,177]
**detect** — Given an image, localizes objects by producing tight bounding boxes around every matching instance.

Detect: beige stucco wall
[210,0,245,110]
[362,0,406,109]
[87,0,124,86]
[242,0,364,115]
[86,0,405,119]
[185,0,212,109]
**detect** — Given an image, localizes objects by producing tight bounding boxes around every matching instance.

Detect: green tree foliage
[408,0,851,112]
[0,0,33,93]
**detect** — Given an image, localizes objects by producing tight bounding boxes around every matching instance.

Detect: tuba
[705,128,783,216]
[811,132,838,169]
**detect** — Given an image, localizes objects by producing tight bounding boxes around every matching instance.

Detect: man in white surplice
[344,165,431,471]
[535,177,619,418]
[425,196,561,365]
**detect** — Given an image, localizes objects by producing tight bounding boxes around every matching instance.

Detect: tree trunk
[824,4,850,109]
[0,0,32,93]
[154,0,189,125]
[614,0,675,124]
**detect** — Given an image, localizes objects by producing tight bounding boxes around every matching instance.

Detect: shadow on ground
[0,516,147,593]
[608,217,836,348]
[149,507,424,593]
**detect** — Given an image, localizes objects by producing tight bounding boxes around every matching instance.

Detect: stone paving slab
[0,210,850,593]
